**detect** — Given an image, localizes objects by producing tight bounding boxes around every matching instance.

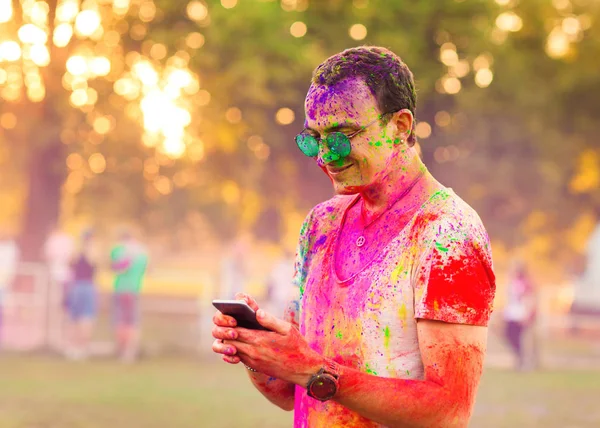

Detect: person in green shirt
[110,230,148,362]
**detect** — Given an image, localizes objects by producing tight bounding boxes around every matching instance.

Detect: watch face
[310,375,337,401]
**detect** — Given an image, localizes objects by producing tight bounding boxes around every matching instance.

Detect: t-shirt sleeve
[292,210,315,299]
[285,209,317,328]
[413,217,496,327]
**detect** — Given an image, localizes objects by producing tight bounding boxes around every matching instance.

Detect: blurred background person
[219,234,250,299]
[63,229,98,361]
[0,227,19,348]
[264,248,295,318]
[110,229,148,363]
[504,258,538,371]
[572,206,600,316]
[44,226,75,308]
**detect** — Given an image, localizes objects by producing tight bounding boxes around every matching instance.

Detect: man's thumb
[256,309,289,334]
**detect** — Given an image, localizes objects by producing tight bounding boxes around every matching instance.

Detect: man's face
[303,79,405,195]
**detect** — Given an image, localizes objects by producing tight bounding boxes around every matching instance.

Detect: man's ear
[392,109,414,140]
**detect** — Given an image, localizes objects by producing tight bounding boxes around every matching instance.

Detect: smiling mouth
[327,164,353,174]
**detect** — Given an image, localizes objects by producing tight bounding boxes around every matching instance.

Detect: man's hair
[311,46,418,146]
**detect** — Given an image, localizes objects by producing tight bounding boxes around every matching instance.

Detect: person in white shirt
[0,229,19,347]
[265,250,296,317]
[576,212,600,311]
[503,259,537,370]
[44,227,75,296]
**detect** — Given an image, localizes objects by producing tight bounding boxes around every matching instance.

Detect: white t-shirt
[293,189,496,427]
[44,232,75,284]
[575,222,600,306]
[0,240,19,289]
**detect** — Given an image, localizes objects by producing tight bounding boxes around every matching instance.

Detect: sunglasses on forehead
[294,110,402,161]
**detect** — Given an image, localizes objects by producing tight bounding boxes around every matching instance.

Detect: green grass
[0,355,598,428]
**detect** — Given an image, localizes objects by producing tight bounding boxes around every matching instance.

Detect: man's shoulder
[424,188,486,228]
[414,188,490,248]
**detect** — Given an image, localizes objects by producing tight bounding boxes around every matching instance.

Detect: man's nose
[316,142,340,167]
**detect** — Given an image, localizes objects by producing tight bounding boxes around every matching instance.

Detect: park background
[1,0,600,427]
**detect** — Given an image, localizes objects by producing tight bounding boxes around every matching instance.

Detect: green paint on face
[335,330,343,339]
[393,138,401,145]
[383,325,391,348]
[435,242,449,252]
[406,370,410,376]
[374,141,382,147]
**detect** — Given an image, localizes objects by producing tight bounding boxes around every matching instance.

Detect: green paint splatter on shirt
[435,241,449,252]
[383,326,391,349]
[365,362,378,376]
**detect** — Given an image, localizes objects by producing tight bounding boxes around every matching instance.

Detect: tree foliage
[0,0,598,279]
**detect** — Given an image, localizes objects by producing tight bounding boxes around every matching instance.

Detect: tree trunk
[18,138,66,262]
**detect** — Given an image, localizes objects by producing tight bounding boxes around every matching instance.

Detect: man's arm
[299,320,487,427]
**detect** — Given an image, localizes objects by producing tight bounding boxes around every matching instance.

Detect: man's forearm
[247,371,295,411]
[330,366,466,428]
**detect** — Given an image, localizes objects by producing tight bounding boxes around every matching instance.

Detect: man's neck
[360,156,433,220]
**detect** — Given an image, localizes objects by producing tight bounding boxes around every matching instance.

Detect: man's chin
[332,181,362,195]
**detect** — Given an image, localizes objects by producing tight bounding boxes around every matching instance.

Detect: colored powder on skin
[336,330,343,339]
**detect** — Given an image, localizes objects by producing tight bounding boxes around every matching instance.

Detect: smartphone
[212,299,270,331]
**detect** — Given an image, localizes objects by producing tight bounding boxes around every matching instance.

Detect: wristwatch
[306,360,340,402]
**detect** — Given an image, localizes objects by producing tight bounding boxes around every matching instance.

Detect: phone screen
[212,300,270,331]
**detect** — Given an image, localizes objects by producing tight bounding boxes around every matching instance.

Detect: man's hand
[211,292,258,365]
[212,293,323,385]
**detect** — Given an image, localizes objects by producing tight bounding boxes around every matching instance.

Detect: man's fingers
[213,311,237,327]
[256,309,290,335]
[212,325,238,341]
[212,339,238,356]
[226,340,254,358]
[222,355,241,364]
[235,292,260,312]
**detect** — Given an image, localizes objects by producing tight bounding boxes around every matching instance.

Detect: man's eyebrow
[304,121,361,134]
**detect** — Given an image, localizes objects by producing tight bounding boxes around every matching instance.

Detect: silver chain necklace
[355,169,425,248]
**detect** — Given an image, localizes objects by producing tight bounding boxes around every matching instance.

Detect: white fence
[2,262,219,355]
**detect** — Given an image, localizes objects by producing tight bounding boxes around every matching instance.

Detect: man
[111,230,148,362]
[212,46,496,427]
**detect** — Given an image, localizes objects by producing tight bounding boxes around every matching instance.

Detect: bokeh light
[475,68,494,88]
[89,153,107,174]
[75,10,102,37]
[415,122,432,139]
[496,12,523,32]
[225,107,242,124]
[275,107,295,125]
[0,112,17,129]
[187,1,208,21]
[290,21,307,38]
[349,24,367,40]
[221,0,237,9]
